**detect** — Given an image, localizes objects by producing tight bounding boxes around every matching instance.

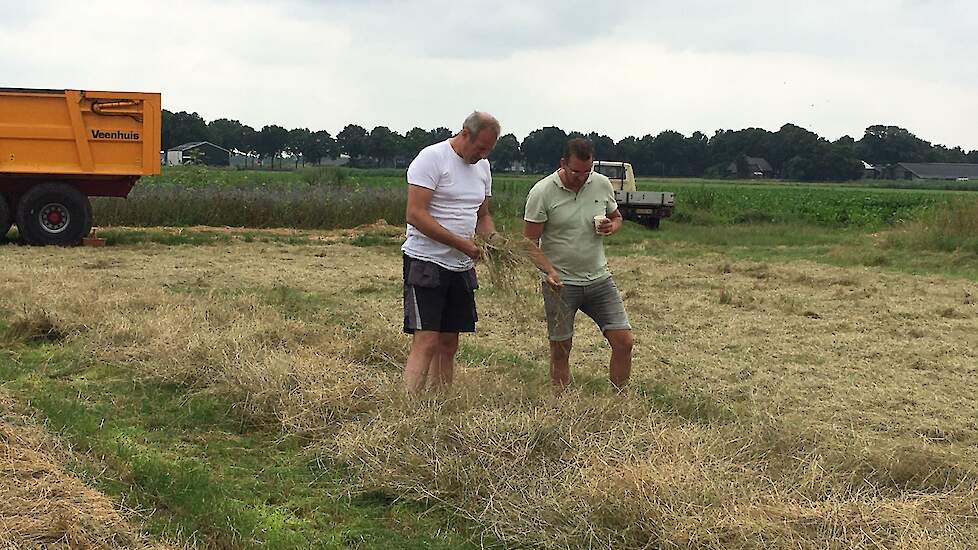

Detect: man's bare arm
[523,221,563,289]
[474,197,496,238]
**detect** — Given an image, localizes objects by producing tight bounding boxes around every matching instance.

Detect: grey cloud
[300,0,638,58]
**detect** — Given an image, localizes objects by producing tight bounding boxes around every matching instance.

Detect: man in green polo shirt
[523,138,634,390]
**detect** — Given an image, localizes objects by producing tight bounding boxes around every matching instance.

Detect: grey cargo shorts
[542,276,631,341]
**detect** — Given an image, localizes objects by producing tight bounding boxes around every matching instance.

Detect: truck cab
[592,161,674,229]
[593,160,637,192]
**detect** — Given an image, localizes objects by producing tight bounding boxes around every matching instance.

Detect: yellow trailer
[0,87,161,245]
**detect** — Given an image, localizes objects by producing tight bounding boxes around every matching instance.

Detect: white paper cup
[593,215,609,233]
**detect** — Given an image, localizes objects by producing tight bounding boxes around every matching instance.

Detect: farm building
[888,162,978,180]
[165,141,231,167]
[861,161,880,179]
[726,156,774,178]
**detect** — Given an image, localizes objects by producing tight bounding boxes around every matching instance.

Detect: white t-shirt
[402,139,492,271]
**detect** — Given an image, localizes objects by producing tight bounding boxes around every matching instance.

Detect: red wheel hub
[38,203,70,233]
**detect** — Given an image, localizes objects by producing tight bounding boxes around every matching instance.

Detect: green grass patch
[255,285,336,321]
[346,233,401,248]
[97,228,318,247]
[610,221,861,262]
[100,229,234,246]
[607,220,978,281]
[634,380,735,425]
[161,283,347,324]
[882,197,978,254]
[458,343,547,388]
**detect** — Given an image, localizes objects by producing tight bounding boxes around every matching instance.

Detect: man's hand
[596,217,616,235]
[545,269,563,291]
[458,238,482,260]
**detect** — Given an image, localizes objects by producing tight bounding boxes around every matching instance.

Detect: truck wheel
[644,217,661,230]
[15,183,93,246]
[0,194,10,239]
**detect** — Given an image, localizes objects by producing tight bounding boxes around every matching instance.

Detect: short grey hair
[462,111,501,139]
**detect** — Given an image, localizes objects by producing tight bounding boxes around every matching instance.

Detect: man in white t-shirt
[401,111,500,393]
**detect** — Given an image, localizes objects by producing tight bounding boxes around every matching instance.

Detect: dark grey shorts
[403,255,478,334]
[542,277,631,341]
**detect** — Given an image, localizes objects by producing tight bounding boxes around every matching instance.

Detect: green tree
[428,127,452,144]
[586,132,617,160]
[856,125,931,165]
[685,131,710,175]
[632,134,657,175]
[300,130,336,165]
[402,127,431,159]
[367,126,402,167]
[239,125,259,156]
[786,141,862,181]
[707,127,773,172]
[770,124,820,175]
[615,136,641,167]
[650,131,687,176]
[286,128,312,168]
[256,125,289,169]
[927,144,968,163]
[522,126,567,173]
[337,124,368,161]
[489,133,522,172]
[834,135,857,152]
[161,110,207,150]
[207,118,248,151]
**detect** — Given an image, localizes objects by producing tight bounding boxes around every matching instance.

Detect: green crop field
[92,166,965,230]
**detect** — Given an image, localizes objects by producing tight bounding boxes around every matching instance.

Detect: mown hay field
[2,220,978,548]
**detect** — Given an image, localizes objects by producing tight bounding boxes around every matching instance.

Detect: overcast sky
[3,0,976,149]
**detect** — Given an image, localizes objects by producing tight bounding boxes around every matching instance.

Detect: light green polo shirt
[524,170,618,286]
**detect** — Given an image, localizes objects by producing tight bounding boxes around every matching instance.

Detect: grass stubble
[1,223,978,548]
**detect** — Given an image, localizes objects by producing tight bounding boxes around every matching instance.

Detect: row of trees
[162,110,978,181]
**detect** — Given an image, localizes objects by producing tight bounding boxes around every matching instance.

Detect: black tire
[644,217,661,230]
[0,194,10,239]
[16,183,93,246]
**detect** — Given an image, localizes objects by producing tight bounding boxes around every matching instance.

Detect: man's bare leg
[428,332,459,389]
[605,329,634,389]
[549,338,573,390]
[405,331,440,394]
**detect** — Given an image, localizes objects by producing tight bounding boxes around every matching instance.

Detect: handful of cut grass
[476,232,538,292]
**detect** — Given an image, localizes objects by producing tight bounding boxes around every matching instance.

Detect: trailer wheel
[644,217,661,230]
[15,183,93,246]
[0,194,10,239]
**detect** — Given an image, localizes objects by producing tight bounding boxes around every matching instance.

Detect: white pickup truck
[593,161,674,229]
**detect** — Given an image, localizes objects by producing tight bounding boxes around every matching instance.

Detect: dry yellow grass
[1,225,978,548]
[476,232,540,292]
